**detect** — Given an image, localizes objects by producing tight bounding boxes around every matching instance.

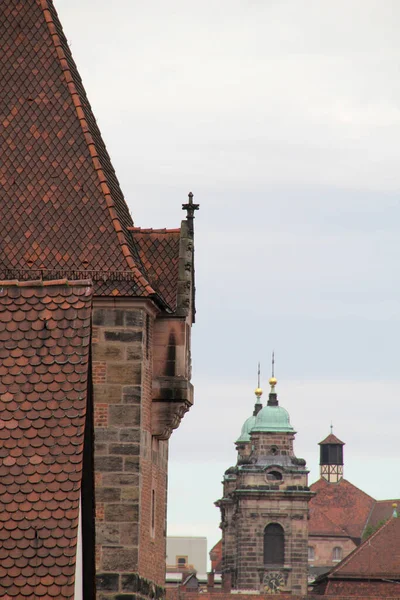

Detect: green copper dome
[236,386,263,443]
[236,415,256,443]
[252,404,294,433]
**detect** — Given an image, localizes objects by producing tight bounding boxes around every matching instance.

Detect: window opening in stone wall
[308,546,315,561]
[267,470,282,481]
[332,546,342,562]
[176,556,188,568]
[263,523,284,565]
[151,489,155,537]
[146,314,150,359]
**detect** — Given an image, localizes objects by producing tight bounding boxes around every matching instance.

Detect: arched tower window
[263,523,284,565]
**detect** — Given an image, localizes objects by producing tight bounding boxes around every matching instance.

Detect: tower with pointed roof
[319,432,345,483]
[216,371,313,595]
[0,1,197,598]
[308,432,400,583]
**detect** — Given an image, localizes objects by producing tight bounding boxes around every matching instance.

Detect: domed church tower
[216,364,314,595]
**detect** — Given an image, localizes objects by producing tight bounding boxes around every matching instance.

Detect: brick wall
[138,311,169,584]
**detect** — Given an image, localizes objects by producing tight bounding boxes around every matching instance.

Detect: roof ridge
[329,517,395,578]
[340,478,376,502]
[0,278,91,287]
[40,0,154,295]
[129,227,181,234]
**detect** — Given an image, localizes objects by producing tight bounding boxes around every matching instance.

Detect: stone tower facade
[216,377,314,595]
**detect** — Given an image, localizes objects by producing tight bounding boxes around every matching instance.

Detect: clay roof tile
[0,279,91,599]
[0,0,157,298]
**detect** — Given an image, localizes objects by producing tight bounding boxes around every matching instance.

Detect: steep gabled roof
[0,0,154,297]
[0,279,92,599]
[326,516,400,580]
[130,228,181,310]
[309,479,375,540]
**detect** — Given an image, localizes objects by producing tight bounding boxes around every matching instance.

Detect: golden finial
[269,352,277,387]
[393,503,398,508]
[255,362,263,398]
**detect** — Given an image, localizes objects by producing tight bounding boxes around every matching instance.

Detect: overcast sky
[57,0,400,560]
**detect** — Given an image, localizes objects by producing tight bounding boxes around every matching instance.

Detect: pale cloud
[55,0,400,553]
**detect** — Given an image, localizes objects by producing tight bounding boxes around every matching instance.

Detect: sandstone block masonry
[92,303,168,599]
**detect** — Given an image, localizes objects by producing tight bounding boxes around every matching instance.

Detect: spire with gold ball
[267,352,278,406]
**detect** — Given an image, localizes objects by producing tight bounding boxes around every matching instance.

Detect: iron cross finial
[330,422,333,434]
[182,192,200,233]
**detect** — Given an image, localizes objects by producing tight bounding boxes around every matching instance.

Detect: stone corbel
[152,376,193,440]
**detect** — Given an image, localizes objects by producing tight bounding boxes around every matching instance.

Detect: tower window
[263,523,284,565]
[332,546,342,562]
[308,546,315,561]
[321,445,343,465]
[176,556,188,568]
[267,470,282,481]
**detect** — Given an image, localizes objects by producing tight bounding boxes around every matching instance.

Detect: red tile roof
[319,434,345,445]
[327,516,400,580]
[0,279,92,599]
[130,228,181,309]
[309,479,375,540]
[365,499,400,531]
[308,506,350,537]
[0,0,155,297]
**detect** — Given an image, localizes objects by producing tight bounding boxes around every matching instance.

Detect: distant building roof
[308,506,350,538]
[309,478,375,541]
[319,434,345,445]
[313,516,400,595]
[365,499,400,531]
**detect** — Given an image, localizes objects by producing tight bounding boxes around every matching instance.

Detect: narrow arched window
[263,523,284,565]
[332,546,342,562]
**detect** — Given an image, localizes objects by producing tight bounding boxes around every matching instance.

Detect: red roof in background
[0,0,155,297]
[309,479,375,540]
[327,516,400,579]
[365,499,400,531]
[0,279,92,599]
[308,506,350,538]
[130,228,181,309]
[319,434,345,445]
